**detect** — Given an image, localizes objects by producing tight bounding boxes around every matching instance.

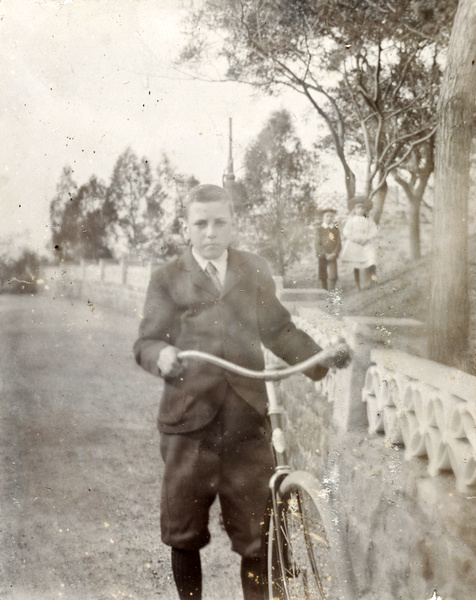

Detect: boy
[315,207,342,291]
[133,184,350,600]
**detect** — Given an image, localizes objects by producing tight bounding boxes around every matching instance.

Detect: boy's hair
[182,184,234,219]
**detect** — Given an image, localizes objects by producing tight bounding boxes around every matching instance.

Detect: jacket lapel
[181,248,218,296]
[220,248,245,298]
[180,247,245,298]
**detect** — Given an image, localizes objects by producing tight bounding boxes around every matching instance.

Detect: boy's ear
[181,218,190,241]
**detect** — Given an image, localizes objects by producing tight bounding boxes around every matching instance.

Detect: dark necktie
[205,261,222,291]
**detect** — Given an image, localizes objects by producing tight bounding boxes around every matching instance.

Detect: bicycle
[177,343,353,600]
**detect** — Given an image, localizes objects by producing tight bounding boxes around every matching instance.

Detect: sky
[0,0,339,257]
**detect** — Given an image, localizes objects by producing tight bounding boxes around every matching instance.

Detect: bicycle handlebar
[177,343,349,381]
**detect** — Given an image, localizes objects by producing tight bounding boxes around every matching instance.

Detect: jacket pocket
[158,384,193,426]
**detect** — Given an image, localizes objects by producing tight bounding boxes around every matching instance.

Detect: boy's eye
[194,219,228,228]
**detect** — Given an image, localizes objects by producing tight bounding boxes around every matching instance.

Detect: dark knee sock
[171,548,202,600]
[354,268,361,290]
[241,556,265,600]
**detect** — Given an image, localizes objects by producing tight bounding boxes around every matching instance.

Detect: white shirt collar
[191,247,228,285]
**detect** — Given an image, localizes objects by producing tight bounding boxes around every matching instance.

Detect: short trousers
[159,385,275,558]
[318,256,338,281]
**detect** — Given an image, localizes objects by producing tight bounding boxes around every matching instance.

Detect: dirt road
[0,295,241,600]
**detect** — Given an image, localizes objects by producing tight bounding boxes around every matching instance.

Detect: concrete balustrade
[362,348,476,494]
[294,306,428,432]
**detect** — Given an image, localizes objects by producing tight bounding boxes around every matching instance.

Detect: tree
[106,148,155,257]
[106,149,200,260]
[50,150,199,262]
[180,0,456,248]
[145,155,199,259]
[428,0,476,367]
[49,165,79,260]
[333,30,442,222]
[141,155,169,259]
[238,110,318,277]
[75,177,116,261]
[393,140,434,259]
[50,171,115,262]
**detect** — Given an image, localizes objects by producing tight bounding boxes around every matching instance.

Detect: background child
[315,207,342,291]
[341,197,378,291]
[133,184,350,600]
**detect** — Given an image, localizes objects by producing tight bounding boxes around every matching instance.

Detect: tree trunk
[408,199,421,260]
[428,0,476,367]
[394,182,422,260]
[394,140,434,260]
[344,163,356,205]
[371,180,387,225]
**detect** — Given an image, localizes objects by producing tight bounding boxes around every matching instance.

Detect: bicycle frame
[177,343,352,600]
[265,377,295,593]
[265,379,290,471]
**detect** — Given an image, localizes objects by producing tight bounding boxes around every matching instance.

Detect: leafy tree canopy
[181,0,457,207]
[50,171,114,262]
[237,109,320,276]
[49,150,200,262]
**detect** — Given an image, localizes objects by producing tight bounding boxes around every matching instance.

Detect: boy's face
[183,200,234,260]
[322,211,334,225]
[354,204,365,216]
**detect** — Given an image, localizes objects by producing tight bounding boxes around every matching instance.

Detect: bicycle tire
[265,470,349,600]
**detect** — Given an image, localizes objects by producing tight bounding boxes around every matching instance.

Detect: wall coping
[343,315,425,328]
[370,347,475,403]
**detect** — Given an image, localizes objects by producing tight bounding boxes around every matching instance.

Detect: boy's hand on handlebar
[157,346,183,378]
[321,342,352,370]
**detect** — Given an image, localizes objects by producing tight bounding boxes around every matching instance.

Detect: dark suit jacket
[315,225,342,258]
[134,248,328,433]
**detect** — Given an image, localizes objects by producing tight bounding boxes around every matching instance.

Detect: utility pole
[222,117,236,191]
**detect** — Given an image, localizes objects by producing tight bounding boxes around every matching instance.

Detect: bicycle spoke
[266,485,340,600]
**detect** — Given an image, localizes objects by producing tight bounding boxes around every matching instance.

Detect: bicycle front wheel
[266,471,347,600]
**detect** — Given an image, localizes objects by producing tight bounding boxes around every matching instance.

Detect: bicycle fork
[266,379,289,471]
[266,380,297,594]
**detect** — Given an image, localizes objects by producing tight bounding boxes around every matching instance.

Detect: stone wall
[281,310,476,599]
[39,262,148,317]
[278,370,476,600]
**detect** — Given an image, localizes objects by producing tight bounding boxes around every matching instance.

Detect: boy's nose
[206,225,216,237]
